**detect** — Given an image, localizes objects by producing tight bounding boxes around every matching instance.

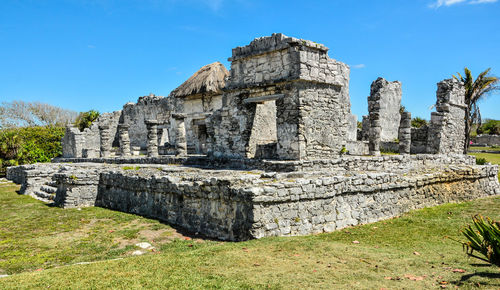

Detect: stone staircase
[32,181,58,203]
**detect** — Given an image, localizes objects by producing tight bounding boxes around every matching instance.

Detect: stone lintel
[171,113,187,120]
[145,119,159,126]
[243,94,284,104]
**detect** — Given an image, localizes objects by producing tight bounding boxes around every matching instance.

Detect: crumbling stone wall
[427,79,466,154]
[61,111,121,158]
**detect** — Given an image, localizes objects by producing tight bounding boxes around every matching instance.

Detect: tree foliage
[477,119,500,135]
[74,110,100,132]
[453,68,499,153]
[0,101,78,129]
[0,126,65,176]
[411,117,428,128]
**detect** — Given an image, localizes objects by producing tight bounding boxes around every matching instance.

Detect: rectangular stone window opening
[247,100,278,159]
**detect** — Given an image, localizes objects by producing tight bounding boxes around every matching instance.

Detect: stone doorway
[247,100,278,159]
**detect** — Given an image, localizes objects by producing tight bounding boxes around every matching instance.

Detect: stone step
[33,190,55,203]
[40,185,57,194]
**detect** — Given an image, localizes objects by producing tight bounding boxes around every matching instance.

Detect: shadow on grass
[453,271,500,287]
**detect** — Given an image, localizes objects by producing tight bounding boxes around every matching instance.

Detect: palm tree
[453,68,499,153]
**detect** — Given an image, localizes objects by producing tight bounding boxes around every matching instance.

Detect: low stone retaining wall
[473,134,500,146]
[55,154,475,173]
[95,163,499,241]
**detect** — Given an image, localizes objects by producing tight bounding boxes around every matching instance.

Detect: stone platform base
[6,155,500,241]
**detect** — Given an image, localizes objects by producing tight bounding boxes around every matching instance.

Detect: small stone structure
[6,34,500,241]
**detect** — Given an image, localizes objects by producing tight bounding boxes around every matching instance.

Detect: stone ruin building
[6,33,500,241]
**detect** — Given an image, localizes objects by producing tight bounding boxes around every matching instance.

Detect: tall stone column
[145,120,159,157]
[427,79,466,154]
[98,124,112,158]
[172,113,187,157]
[368,113,381,156]
[399,111,411,155]
[118,124,131,157]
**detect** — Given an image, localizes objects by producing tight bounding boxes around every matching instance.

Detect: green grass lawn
[469,146,500,151]
[1,181,499,289]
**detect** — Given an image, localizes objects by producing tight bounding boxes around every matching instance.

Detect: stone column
[399,112,411,155]
[368,113,381,156]
[118,124,131,157]
[172,113,187,157]
[427,79,466,154]
[98,124,112,158]
[145,120,159,157]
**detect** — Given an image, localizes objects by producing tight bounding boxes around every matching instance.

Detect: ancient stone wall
[474,134,500,146]
[427,79,466,154]
[94,163,499,241]
[411,126,429,154]
[121,94,176,149]
[61,111,121,158]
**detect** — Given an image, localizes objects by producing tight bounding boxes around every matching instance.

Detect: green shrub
[0,126,65,176]
[460,215,500,266]
[476,158,487,165]
[74,110,100,132]
[477,119,500,135]
[411,117,428,128]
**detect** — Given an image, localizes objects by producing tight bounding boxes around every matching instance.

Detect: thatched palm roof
[170,62,229,98]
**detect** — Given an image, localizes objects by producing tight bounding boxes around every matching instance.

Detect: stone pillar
[361,115,370,141]
[367,78,402,142]
[118,124,131,157]
[172,114,187,157]
[399,112,411,155]
[427,79,466,154]
[368,113,381,156]
[98,124,112,158]
[145,120,159,157]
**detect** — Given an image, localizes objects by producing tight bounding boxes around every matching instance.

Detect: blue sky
[1,0,499,120]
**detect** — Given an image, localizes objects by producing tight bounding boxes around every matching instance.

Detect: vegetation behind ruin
[0,126,65,176]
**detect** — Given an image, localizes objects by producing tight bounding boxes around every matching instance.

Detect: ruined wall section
[61,111,120,158]
[121,94,176,149]
[208,33,351,160]
[367,78,402,142]
[427,79,466,154]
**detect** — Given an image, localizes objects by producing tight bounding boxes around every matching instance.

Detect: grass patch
[469,146,500,151]
[0,184,499,288]
[0,184,183,275]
